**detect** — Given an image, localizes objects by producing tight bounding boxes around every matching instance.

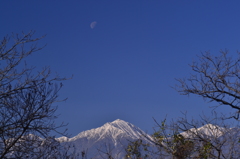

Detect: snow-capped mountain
[178,124,240,158]
[57,119,148,159]
[6,119,240,158]
[57,120,240,159]
[181,123,227,138]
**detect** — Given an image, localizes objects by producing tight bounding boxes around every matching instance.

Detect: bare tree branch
[0,31,72,158]
[175,51,240,119]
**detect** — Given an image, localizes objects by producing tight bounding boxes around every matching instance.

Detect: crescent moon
[90,21,97,29]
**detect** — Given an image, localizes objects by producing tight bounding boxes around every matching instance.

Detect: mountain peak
[102,119,129,130]
[111,119,125,123]
[108,119,144,138]
[110,119,130,127]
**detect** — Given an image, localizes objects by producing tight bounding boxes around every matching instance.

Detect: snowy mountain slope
[57,119,148,159]
[68,119,143,142]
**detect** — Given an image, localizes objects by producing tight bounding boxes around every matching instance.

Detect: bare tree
[97,143,115,159]
[176,113,240,159]
[125,51,240,158]
[0,31,70,158]
[125,114,240,159]
[124,139,154,159]
[175,51,240,119]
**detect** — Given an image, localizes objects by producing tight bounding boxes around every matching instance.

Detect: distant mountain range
[57,119,240,159]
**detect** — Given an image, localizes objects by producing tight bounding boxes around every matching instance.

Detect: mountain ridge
[57,119,144,143]
[58,119,240,158]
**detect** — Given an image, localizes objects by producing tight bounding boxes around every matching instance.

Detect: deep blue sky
[1,1,240,136]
